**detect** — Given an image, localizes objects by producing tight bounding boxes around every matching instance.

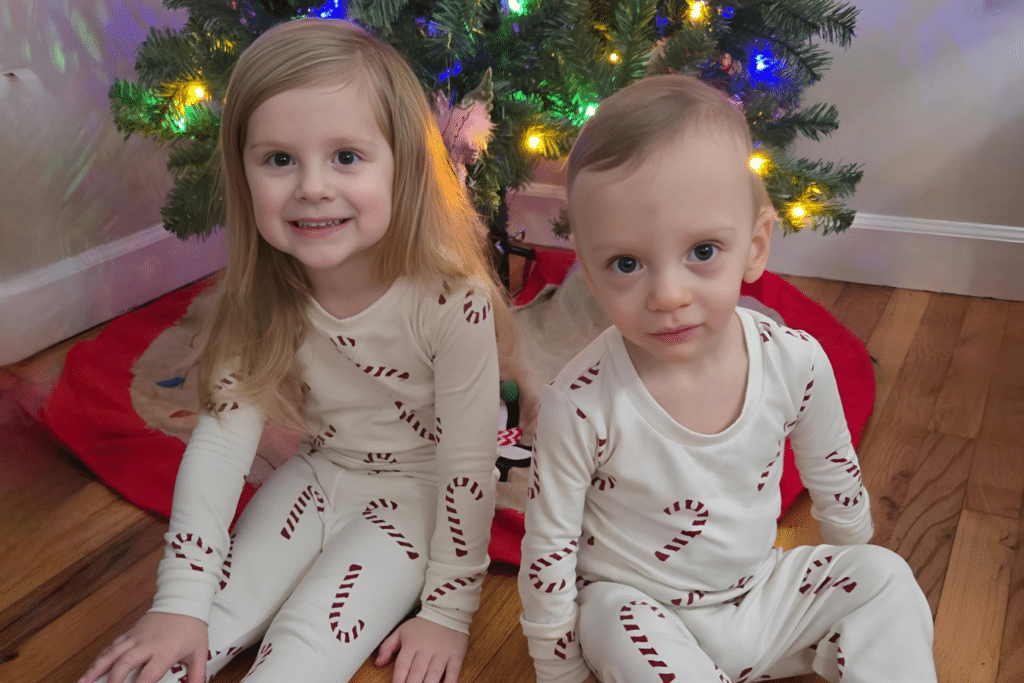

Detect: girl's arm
[80,403,264,683]
[376,283,499,682]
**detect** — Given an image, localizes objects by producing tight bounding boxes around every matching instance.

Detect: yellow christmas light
[609,52,620,63]
[527,134,542,150]
[690,1,707,21]
[193,85,205,99]
[790,205,806,219]
[748,154,767,174]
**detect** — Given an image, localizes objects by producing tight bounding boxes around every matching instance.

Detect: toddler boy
[518,74,937,683]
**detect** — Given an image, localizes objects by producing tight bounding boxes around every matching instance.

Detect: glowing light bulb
[690,1,707,20]
[193,86,204,99]
[584,104,597,118]
[527,135,542,150]
[790,205,806,219]
[508,0,522,12]
[609,52,619,63]
[748,155,766,174]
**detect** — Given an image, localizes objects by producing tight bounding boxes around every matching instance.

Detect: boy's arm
[519,385,597,683]
[788,340,873,545]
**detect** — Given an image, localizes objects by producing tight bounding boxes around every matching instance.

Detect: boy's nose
[647,272,693,312]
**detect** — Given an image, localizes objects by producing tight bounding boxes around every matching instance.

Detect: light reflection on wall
[0,0,186,279]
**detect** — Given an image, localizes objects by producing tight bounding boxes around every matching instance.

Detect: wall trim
[850,212,1024,244]
[0,223,225,365]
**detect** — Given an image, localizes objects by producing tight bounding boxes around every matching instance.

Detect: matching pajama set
[111,277,499,682]
[519,309,937,683]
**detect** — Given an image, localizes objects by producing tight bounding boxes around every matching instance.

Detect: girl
[81,17,511,683]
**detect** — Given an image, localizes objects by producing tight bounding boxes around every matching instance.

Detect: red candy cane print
[446,477,484,557]
[799,556,858,595]
[425,575,479,602]
[528,540,578,593]
[462,289,490,323]
[553,629,576,660]
[362,499,419,560]
[171,533,213,573]
[329,564,366,643]
[619,601,677,682]
[394,401,438,442]
[569,362,600,390]
[280,485,325,540]
[528,463,541,499]
[219,533,235,590]
[655,500,708,561]
[241,643,273,680]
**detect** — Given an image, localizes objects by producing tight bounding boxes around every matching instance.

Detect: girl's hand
[77,612,208,683]
[375,616,468,683]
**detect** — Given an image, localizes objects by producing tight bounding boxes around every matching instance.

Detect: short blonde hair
[202,18,509,424]
[566,74,771,219]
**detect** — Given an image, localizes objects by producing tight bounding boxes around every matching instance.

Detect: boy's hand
[77,612,208,683]
[375,616,468,683]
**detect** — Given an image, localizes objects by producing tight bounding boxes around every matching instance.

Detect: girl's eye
[690,244,719,262]
[268,152,292,167]
[610,256,640,274]
[335,150,358,165]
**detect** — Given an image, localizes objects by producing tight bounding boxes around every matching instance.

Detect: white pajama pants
[577,544,937,683]
[111,453,436,683]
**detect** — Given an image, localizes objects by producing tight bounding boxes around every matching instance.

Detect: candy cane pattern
[757,445,782,492]
[241,643,273,680]
[729,575,755,591]
[424,575,479,602]
[362,499,419,560]
[209,646,243,662]
[757,320,773,343]
[219,533,235,590]
[735,667,754,683]
[281,486,325,540]
[669,590,705,607]
[826,450,863,483]
[353,364,410,381]
[799,556,858,594]
[785,328,811,342]
[655,500,709,561]
[783,372,815,432]
[528,540,578,593]
[365,452,395,464]
[528,463,541,499]
[553,629,576,660]
[715,665,733,683]
[394,401,438,442]
[461,289,490,324]
[311,424,336,450]
[569,362,600,390]
[168,663,188,683]
[619,601,677,682]
[445,477,484,557]
[591,472,616,491]
[171,533,213,573]
[329,564,366,643]
[332,335,357,350]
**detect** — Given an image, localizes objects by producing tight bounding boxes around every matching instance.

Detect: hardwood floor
[1,275,1021,683]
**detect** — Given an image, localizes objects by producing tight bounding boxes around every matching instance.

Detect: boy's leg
[238,474,435,682]
[577,581,729,683]
[692,545,937,683]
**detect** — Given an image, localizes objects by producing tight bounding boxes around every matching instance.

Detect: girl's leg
[576,581,727,683]
[239,474,435,682]
[691,545,937,683]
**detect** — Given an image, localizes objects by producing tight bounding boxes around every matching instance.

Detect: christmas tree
[110,0,863,253]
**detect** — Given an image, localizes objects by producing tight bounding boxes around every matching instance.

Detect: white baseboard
[509,184,1024,302]
[767,213,1024,302]
[0,224,226,365]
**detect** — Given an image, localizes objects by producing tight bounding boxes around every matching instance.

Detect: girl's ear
[743,206,774,284]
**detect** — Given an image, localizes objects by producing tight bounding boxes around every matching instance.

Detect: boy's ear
[743,207,774,284]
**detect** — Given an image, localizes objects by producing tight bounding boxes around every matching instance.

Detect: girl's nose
[296,166,335,202]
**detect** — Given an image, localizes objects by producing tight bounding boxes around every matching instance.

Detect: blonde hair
[566,74,772,220]
[200,18,514,425]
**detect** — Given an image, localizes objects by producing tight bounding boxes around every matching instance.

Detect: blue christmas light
[721,6,735,19]
[312,0,346,19]
[439,60,463,82]
[747,42,785,87]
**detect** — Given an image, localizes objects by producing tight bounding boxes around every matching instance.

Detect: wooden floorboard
[2,276,1022,682]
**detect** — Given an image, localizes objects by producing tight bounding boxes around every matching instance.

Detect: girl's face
[243,79,394,288]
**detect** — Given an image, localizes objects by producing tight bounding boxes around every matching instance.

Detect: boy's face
[569,131,771,373]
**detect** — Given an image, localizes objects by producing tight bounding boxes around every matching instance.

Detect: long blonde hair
[200,18,514,426]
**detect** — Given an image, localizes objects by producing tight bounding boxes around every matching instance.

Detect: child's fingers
[78,638,136,683]
[444,656,462,683]
[376,630,401,667]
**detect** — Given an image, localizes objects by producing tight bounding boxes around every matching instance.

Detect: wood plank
[462,571,530,683]
[966,301,1024,518]
[781,276,847,311]
[996,516,1024,683]
[0,483,161,635]
[886,433,974,614]
[929,298,1010,438]
[0,546,161,683]
[862,288,931,434]
[826,282,894,346]
[933,509,1017,683]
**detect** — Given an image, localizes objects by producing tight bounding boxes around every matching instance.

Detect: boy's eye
[268,152,292,167]
[335,150,358,165]
[689,244,719,262]
[610,256,639,274]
